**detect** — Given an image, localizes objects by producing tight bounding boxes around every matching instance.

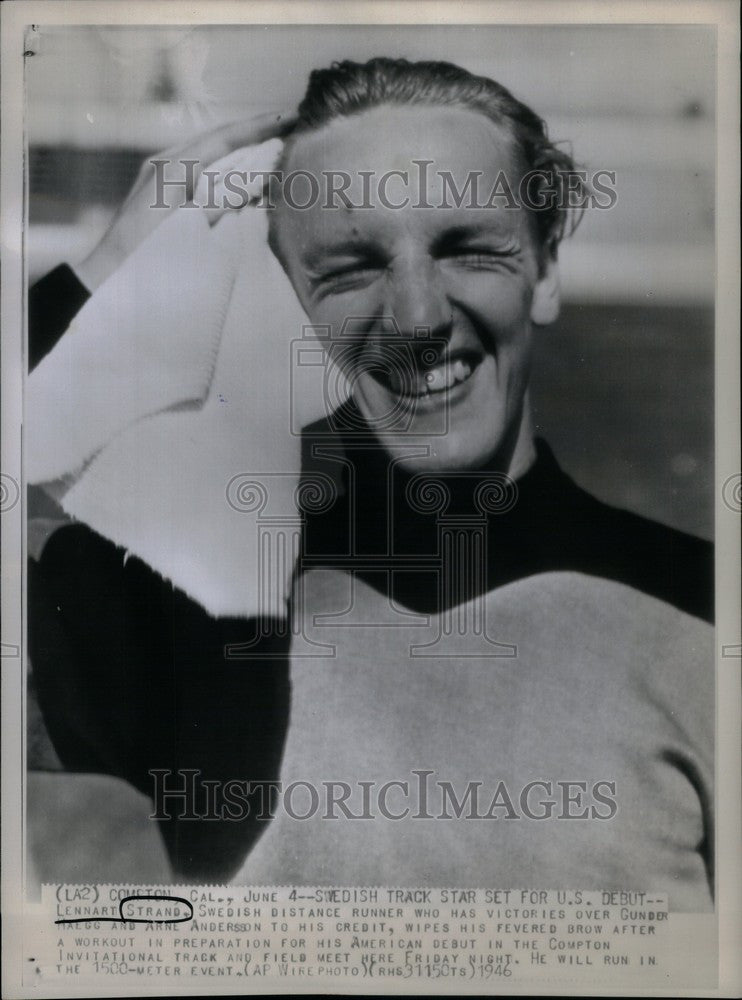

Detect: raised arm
[27,114,303,883]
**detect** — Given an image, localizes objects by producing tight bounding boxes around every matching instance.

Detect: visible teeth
[453,359,472,382]
[417,358,473,394]
[386,357,475,397]
[424,366,448,391]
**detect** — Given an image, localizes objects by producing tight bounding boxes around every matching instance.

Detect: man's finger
[161,111,296,169]
[198,137,285,225]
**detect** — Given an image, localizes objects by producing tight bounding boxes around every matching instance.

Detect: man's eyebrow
[433,223,518,251]
[301,238,381,267]
[300,224,519,268]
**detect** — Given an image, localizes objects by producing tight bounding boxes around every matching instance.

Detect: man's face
[274,105,558,474]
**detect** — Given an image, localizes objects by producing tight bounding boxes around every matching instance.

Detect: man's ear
[530,252,560,326]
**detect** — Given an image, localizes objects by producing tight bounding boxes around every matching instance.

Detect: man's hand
[75,111,295,292]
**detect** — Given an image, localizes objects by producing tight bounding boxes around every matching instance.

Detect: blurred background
[25,24,715,538]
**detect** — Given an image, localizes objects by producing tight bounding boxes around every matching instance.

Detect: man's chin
[373,430,502,475]
[351,382,509,473]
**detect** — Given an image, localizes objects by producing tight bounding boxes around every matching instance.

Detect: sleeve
[27,251,292,881]
[29,520,292,882]
[29,263,91,372]
[27,264,92,557]
[26,207,298,880]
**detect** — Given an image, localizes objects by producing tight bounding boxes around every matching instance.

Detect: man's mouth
[372,350,482,400]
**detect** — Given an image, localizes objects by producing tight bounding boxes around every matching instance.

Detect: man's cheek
[311,293,377,336]
[451,276,529,334]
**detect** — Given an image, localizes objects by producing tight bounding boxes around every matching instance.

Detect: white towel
[27,154,331,619]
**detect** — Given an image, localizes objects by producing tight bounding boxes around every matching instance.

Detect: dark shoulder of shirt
[29,263,91,371]
[300,403,714,625]
[526,442,713,623]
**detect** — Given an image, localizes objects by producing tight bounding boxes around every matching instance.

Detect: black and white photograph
[2,2,740,996]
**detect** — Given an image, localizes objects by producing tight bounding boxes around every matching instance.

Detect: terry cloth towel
[27,143,330,619]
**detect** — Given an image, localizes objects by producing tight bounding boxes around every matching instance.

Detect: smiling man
[27,58,713,907]
[271,94,559,479]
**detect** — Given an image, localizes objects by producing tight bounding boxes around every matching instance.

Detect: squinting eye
[445,249,516,270]
[315,265,382,294]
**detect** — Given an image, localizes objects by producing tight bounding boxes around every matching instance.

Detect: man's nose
[385,259,452,340]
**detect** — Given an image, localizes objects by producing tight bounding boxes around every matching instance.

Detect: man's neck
[503,396,537,482]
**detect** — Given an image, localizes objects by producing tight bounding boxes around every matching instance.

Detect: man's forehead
[271,105,536,262]
[282,104,520,187]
